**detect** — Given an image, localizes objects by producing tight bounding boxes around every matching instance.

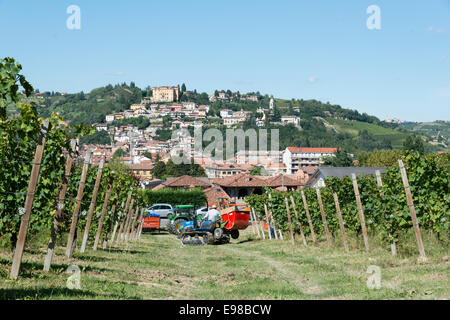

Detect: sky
[0,0,449,122]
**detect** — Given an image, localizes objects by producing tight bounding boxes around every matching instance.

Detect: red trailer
[220,205,250,238]
[142,213,160,232]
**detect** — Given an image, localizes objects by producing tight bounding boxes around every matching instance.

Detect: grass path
[0,230,448,299]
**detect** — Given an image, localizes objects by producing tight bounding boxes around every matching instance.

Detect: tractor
[178,203,251,246]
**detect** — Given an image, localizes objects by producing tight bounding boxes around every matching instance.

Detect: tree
[142,151,153,160]
[323,149,353,167]
[112,148,127,159]
[358,149,405,167]
[80,130,111,145]
[270,106,281,122]
[181,83,186,92]
[250,165,263,176]
[403,136,425,155]
[151,160,166,179]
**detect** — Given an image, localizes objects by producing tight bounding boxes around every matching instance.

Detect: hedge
[141,188,207,208]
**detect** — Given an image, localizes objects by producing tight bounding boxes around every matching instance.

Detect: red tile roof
[162,175,211,188]
[266,174,304,187]
[204,185,231,206]
[214,173,267,187]
[287,147,337,153]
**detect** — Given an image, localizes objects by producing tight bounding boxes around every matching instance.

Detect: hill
[399,121,450,149]
[8,83,447,154]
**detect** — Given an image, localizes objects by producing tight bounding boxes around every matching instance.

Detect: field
[326,118,411,149]
[1,229,448,300]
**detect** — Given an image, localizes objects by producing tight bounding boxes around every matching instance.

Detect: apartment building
[283,147,337,174]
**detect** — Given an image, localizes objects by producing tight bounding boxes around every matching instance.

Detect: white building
[283,147,337,174]
[281,116,301,127]
[105,114,115,123]
[220,109,233,118]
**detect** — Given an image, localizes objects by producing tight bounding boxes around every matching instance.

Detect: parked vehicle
[142,213,160,232]
[196,206,210,216]
[146,204,173,230]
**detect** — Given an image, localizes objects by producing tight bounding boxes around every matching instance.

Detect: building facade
[152,86,180,102]
[283,147,337,174]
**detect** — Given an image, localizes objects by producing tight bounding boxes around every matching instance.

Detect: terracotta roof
[215,173,267,187]
[162,175,211,188]
[204,185,231,206]
[266,174,303,187]
[152,183,166,190]
[302,166,319,175]
[287,147,337,153]
[128,161,154,170]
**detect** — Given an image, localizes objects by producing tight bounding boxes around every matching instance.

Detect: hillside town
[79,85,335,204]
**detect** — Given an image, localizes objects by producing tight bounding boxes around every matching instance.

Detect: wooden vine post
[375,170,396,256]
[316,187,332,247]
[263,203,272,240]
[115,193,132,244]
[289,196,307,246]
[251,208,261,239]
[249,207,257,236]
[351,173,370,252]
[104,203,117,248]
[284,197,295,246]
[332,192,349,253]
[254,208,265,240]
[398,160,426,259]
[136,208,145,241]
[66,151,91,257]
[93,181,113,250]
[267,194,278,240]
[125,206,139,242]
[80,158,105,253]
[121,199,135,243]
[110,201,124,244]
[44,139,77,272]
[301,190,317,245]
[132,207,143,241]
[10,121,50,280]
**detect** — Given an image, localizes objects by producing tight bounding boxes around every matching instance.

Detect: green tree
[270,106,281,122]
[323,149,353,167]
[151,160,166,179]
[403,136,425,155]
[250,165,263,176]
[358,149,405,167]
[112,148,127,159]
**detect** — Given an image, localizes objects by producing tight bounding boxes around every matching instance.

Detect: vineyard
[246,152,449,258]
[0,58,146,280]
[0,58,449,299]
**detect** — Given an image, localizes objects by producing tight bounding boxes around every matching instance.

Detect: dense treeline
[151,158,206,180]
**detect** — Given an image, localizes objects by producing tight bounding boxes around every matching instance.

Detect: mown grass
[0,229,448,300]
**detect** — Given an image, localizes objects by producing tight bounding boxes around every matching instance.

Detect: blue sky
[1,0,449,122]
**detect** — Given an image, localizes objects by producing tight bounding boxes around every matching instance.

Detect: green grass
[326,118,412,149]
[0,230,448,300]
